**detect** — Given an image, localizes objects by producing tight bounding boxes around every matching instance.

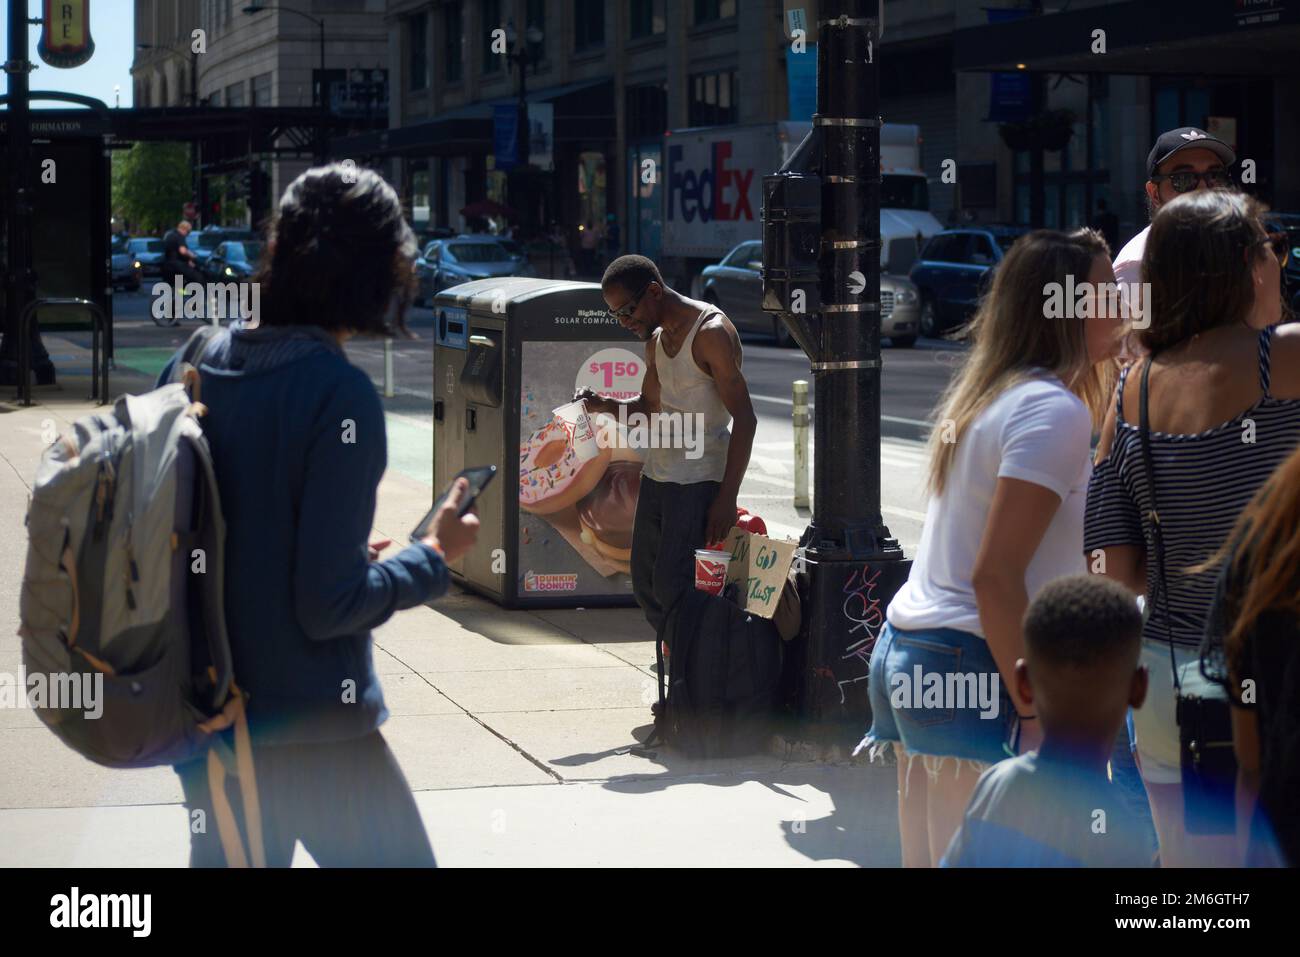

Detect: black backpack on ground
[649,588,783,758]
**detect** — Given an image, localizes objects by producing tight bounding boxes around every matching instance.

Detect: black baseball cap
[1147,127,1236,179]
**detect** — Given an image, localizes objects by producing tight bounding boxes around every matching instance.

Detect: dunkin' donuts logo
[523,571,579,592]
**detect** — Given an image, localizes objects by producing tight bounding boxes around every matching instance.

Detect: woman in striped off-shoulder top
[1085,189,1300,867]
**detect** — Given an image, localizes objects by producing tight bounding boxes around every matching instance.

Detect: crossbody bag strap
[1137,356,1181,691]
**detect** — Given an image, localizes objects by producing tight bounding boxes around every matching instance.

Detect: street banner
[528,102,554,171]
[785,42,817,122]
[985,7,1031,122]
[493,104,518,171]
[39,0,95,69]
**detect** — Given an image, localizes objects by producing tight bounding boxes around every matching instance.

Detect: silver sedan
[697,240,920,347]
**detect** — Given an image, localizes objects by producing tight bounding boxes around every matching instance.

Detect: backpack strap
[200,687,265,868]
[174,326,222,404]
[1138,356,1181,691]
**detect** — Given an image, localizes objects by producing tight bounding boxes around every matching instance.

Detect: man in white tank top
[575,255,757,636]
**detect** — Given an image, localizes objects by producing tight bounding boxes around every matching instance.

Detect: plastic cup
[552,399,600,462]
[694,548,732,596]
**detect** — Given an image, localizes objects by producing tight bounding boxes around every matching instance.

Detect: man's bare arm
[695,318,757,542]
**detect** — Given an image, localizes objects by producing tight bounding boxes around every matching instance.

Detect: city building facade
[132,0,389,224]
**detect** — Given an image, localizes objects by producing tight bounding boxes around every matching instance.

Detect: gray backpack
[19,327,265,866]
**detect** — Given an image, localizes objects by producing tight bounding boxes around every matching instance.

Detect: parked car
[110,235,142,291]
[126,237,166,278]
[1266,213,1300,315]
[698,240,922,347]
[908,226,1030,337]
[414,236,533,305]
[191,226,256,269]
[204,240,265,281]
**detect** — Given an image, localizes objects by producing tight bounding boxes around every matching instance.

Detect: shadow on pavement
[550,721,902,867]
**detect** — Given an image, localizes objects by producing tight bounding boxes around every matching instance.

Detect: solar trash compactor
[432,277,650,608]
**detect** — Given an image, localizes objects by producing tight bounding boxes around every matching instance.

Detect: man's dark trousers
[632,474,720,636]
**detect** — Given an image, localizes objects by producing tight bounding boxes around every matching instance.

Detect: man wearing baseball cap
[1112,126,1237,290]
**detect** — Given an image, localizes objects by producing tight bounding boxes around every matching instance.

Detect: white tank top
[643,308,732,484]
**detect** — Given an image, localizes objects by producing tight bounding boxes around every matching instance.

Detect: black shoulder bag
[1137,357,1236,834]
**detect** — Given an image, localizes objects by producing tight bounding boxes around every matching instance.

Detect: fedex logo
[667,141,755,224]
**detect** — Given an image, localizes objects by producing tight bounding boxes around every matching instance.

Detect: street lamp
[242,3,325,111]
[504,21,543,233]
[504,20,543,165]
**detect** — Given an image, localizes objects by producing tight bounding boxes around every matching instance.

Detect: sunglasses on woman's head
[1151,168,1234,193]
[1259,231,1291,269]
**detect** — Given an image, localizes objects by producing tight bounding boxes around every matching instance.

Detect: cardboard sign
[719,528,799,619]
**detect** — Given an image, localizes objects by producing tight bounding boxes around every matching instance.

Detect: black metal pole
[517,47,529,169]
[795,0,909,733]
[191,47,200,224]
[0,1,53,388]
[316,18,326,161]
[513,45,529,233]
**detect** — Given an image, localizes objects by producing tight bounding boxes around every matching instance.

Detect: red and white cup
[694,549,732,596]
[552,399,600,462]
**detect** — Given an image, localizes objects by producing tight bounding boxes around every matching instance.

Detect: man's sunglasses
[608,283,652,320]
[1151,168,1234,193]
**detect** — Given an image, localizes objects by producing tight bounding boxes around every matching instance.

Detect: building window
[482,0,503,74]
[626,82,667,140]
[209,88,221,107]
[444,2,463,83]
[688,69,736,126]
[574,0,604,52]
[694,0,735,24]
[630,0,665,39]
[251,72,272,107]
[410,161,430,230]
[225,81,244,107]
[526,0,546,64]
[409,12,428,91]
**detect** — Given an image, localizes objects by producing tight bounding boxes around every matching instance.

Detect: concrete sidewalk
[0,336,899,867]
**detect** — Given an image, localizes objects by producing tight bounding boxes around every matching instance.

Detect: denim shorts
[860,621,1017,765]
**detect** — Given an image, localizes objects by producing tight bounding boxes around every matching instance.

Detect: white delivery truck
[663,121,943,278]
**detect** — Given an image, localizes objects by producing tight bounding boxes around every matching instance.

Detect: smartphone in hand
[411,465,497,542]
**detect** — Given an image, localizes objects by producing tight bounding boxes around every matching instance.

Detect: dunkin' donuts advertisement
[518,341,646,597]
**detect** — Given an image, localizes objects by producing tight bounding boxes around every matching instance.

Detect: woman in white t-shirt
[862,229,1122,867]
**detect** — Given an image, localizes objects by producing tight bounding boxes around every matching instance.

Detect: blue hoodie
[158,321,448,745]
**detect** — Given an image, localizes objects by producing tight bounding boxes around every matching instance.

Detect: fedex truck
[662,121,943,276]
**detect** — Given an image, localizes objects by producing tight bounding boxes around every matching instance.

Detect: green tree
[112,142,192,234]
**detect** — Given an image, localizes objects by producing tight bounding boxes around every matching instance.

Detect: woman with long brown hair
[1085,188,1300,867]
[1202,446,1300,866]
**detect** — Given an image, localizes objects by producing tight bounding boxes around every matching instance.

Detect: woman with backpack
[159,164,480,866]
[1085,189,1299,866]
[863,228,1121,867]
